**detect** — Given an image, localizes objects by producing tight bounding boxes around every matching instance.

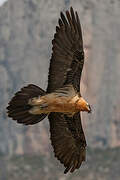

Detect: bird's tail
[7,84,47,125]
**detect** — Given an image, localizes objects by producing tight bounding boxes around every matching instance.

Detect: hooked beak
[88,105,92,113]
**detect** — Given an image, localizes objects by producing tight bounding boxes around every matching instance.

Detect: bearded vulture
[7,7,91,174]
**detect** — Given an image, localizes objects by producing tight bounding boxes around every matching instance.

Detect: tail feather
[7,84,47,125]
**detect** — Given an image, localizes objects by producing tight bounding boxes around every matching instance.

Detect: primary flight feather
[7,7,91,174]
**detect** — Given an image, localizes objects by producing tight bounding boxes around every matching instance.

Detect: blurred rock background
[0,0,120,179]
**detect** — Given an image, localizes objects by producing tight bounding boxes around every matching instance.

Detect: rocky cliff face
[0,148,120,180]
[0,0,120,156]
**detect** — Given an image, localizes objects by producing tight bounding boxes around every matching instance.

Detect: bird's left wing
[47,7,84,93]
[48,112,86,174]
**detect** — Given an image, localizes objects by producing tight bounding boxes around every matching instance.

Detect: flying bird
[7,7,91,174]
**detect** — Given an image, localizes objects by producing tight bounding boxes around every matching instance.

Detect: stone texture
[0,0,120,156]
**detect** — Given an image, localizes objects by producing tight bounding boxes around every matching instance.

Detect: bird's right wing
[48,112,86,174]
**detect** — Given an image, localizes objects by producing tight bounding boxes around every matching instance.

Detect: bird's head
[76,97,92,113]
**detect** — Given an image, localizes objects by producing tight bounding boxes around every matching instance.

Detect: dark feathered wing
[47,7,84,93]
[49,112,86,174]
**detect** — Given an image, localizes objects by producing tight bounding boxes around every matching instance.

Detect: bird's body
[28,85,90,115]
[7,7,91,174]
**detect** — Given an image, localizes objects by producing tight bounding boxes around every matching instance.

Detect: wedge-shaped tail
[7,84,47,125]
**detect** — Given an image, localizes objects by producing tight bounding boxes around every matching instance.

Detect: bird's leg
[65,112,75,117]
